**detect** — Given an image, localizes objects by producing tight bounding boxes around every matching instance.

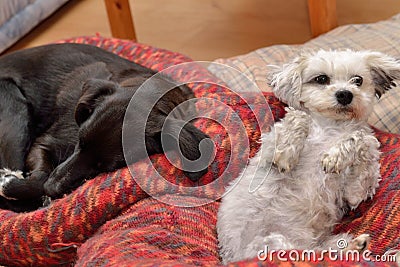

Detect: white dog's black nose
[335,90,353,105]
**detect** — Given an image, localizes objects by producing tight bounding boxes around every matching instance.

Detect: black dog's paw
[42,195,52,207]
[0,168,24,200]
[162,118,215,182]
[43,180,64,199]
[44,176,82,199]
[181,136,215,182]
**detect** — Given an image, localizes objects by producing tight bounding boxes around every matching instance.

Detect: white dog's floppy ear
[364,51,400,98]
[269,56,307,109]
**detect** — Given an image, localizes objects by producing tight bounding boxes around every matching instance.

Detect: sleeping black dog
[0,43,213,212]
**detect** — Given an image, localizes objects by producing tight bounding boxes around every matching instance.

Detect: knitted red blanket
[0,37,398,267]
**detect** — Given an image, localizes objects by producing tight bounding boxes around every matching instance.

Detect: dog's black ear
[75,79,117,126]
[365,52,400,98]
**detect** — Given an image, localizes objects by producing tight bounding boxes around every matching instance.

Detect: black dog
[0,43,213,212]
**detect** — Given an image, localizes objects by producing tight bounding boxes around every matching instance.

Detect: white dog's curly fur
[217,50,400,263]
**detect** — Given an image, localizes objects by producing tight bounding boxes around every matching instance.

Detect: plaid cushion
[209,14,400,133]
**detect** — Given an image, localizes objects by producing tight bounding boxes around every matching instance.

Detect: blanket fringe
[48,242,80,253]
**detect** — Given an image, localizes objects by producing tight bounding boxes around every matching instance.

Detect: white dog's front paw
[321,148,348,174]
[0,168,24,200]
[273,148,298,173]
[345,195,364,210]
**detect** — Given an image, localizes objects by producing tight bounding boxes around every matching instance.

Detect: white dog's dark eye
[314,74,330,85]
[351,75,363,86]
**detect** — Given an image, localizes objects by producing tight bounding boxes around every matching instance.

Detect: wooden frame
[307,0,338,37]
[104,0,137,41]
[104,0,338,41]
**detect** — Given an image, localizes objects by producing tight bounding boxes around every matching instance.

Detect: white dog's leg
[344,160,380,209]
[343,134,381,209]
[321,130,381,208]
[321,130,377,174]
[273,107,311,172]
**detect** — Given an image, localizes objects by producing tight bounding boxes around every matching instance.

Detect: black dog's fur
[0,43,212,212]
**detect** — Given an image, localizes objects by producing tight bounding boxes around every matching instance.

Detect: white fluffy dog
[217,50,400,263]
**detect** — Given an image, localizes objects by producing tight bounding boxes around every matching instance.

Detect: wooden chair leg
[104,0,137,41]
[307,0,338,37]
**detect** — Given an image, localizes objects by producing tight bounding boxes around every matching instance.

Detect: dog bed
[0,17,400,267]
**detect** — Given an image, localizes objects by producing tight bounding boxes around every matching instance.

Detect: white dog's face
[271,50,400,121]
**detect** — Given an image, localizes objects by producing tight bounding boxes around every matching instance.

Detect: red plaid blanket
[0,37,398,267]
